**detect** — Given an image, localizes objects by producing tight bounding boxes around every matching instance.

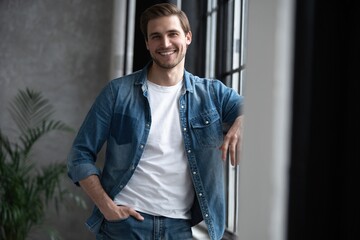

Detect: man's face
[146,15,192,70]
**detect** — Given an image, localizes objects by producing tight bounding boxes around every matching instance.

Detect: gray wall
[0,1,114,239]
[238,0,294,239]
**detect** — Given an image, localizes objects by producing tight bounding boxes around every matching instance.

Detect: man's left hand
[219,116,244,166]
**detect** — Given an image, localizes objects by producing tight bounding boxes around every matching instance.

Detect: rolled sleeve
[67,149,102,185]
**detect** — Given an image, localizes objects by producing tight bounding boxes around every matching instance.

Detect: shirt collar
[135,61,194,94]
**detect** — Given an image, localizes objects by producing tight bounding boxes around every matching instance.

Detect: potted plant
[0,88,84,240]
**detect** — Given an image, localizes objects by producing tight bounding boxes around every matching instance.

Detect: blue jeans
[96,212,193,240]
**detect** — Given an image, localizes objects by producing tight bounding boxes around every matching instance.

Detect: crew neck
[146,79,183,92]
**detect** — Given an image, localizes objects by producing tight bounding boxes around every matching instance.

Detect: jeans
[96,212,193,240]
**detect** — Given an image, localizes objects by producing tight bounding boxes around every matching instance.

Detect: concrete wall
[0,1,114,239]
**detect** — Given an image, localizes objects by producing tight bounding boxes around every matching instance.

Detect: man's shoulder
[186,71,221,84]
[185,71,224,90]
[111,69,143,83]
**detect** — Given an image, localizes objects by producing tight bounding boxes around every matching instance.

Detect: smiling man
[67,3,244,240]
[146,15,191,74]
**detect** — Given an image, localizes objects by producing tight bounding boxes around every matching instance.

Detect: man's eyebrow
[167,30,180,34]
[149,32,161,37]
[149,29,181,37]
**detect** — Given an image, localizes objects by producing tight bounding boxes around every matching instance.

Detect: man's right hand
[79,175,144,222]
[103,205,144,222]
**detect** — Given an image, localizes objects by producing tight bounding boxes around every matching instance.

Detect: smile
[158,50,176,56]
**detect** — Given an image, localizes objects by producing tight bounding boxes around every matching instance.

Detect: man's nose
[161,36,171,47]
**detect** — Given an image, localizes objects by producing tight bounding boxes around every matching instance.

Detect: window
[204,0,247,237]
[187,0,247,238]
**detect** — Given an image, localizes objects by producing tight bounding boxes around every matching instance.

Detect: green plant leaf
[8,88,54,133]
[0,88,82,240]
[20,120,73,157]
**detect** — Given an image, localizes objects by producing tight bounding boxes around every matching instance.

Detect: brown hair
[140,3,191,41]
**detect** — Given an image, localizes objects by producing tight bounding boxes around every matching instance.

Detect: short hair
[140,3,191,41]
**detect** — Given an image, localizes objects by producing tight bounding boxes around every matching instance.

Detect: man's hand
[79,175,144,222]
[102,205,144,222]
[219,116,244,166]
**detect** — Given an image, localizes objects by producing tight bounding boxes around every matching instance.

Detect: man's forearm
[79,175,117,214]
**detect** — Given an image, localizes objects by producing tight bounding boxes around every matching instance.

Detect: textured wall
[0,0,114,239]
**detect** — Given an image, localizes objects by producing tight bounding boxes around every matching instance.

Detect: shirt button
[199,193,203,197]
[181,105,185,109]
[140,145,144,149]
[183,128,187,131]
[205,120,209,124]
[205,214,209,217]
[187,149,191,153]
[146,123,150,128]
[193,171,196,175]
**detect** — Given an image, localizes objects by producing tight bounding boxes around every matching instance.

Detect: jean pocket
[105,216,130,223]
[102,216,147,238]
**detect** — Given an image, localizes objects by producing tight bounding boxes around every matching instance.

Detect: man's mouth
[158,50,176,56]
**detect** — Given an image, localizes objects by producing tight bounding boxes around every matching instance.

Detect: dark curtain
[287,0,358,239]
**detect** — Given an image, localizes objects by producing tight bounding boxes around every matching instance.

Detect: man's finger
[128,208,144,221]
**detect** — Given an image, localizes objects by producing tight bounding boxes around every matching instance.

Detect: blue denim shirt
[67,63,243,240]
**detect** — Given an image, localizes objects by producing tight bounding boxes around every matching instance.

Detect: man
[67,3,244,240]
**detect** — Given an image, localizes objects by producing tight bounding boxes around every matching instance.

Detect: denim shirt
[67,64,243,240]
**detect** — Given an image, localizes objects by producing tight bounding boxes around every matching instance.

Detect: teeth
[159,50,175,56]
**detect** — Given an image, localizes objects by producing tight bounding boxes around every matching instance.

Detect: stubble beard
[151,51,186,70]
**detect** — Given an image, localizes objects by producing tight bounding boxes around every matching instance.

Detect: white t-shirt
[114,80,194,219]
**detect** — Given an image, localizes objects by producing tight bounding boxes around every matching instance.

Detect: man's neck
[147,62,184,86]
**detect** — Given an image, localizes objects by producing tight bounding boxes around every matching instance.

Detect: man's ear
[186,31,192,46]
[145,40,149,50]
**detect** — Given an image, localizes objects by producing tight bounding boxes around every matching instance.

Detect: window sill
[192,222,238,240]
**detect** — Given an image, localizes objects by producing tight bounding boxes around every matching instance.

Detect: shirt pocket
[190,110,222,148]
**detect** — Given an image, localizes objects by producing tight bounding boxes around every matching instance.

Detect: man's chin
[153,60,179,70]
